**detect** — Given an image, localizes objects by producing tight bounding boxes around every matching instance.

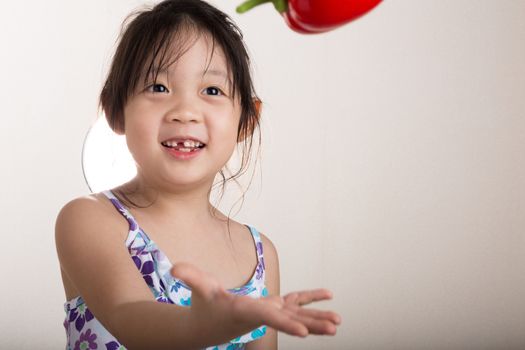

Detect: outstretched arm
[171,232,340,348]
[56,198,340,350]
[170,263,341,346]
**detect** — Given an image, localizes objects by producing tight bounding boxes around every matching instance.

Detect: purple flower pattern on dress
[109,198,138,231]
[63,190,267,350]
[131,254,155,287]
[255,242,265,280]
[255,260,264,280]
[74,328,97,350]
[105,341,125,350]
[68,303,95,332]
[156,295,171,303]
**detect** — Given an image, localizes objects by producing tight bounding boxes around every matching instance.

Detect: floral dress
[63,190,267,350]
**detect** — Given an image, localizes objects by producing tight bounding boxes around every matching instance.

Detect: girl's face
[123,32,242,190]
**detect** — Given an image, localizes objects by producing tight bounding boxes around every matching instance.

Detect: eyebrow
[202,69,229,79]
[148,67,230,83]
[145,66,233,87]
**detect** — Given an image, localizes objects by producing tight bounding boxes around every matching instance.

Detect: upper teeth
[163,140,203,148]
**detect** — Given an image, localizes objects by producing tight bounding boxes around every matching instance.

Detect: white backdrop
[1,0,524,349]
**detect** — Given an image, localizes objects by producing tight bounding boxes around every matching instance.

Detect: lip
[160,135,206,144]
[162,145,203,160]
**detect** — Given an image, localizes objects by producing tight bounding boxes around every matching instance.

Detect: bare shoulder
[228,221,279,262]
[55,193,127,252]
[257,231,278,262]
[57,195,101,242]
[56,194,111,227]
[55,193,154,335]
[55,192,121,223]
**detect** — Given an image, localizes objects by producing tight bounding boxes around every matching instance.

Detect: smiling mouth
[161,140,206,153]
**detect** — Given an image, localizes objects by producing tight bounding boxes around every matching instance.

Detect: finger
[261,306,309,337]
[244,298,308,337]
[170,262,222,300]
[296,308,342,325]
[285,289,333,306]
[289,313,337,335]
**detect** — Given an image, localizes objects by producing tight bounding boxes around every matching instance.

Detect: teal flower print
[251,327,266,339]
[180,297,191,306]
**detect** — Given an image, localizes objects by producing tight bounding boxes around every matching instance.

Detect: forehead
[144,29,231,81]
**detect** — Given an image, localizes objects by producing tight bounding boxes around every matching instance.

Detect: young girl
[55,1,341,349]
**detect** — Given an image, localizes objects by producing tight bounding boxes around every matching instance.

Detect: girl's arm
[56,197,340,350]
[56,198,193,348]
[56,197,250,349]
[245,233,279,350]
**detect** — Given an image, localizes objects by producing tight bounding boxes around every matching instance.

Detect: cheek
[125,104,157,136]
[124,114,158,158]
[209,109,240,135]
[207,119,239,158]
[125,120,151,146]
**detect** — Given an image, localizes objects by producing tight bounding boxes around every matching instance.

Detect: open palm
[171,263,341,342]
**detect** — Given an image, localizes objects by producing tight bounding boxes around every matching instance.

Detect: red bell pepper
[236,0,382,34]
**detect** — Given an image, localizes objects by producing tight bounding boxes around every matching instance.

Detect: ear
[254,99,262,119]
[238,98,262,143]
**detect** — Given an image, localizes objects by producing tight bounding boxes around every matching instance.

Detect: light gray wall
[1,0,524,349]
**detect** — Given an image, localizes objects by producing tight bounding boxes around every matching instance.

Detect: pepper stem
[236,0,287,14]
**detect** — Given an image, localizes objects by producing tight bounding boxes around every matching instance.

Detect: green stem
[236,0,271,13]
[272,0,287,13]
[236,0,288,14]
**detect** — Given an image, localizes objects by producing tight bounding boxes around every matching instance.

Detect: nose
[164,95,202,124]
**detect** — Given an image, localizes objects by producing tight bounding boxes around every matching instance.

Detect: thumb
[170,262,222,300]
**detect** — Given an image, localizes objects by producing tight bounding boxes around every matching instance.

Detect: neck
[114,174,225,231]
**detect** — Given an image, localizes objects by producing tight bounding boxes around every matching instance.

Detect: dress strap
[101,190,140,232]
[246,225,264,261]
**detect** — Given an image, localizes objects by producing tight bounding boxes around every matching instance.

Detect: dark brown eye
[204,87,222,96]
[148,84,168,93]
